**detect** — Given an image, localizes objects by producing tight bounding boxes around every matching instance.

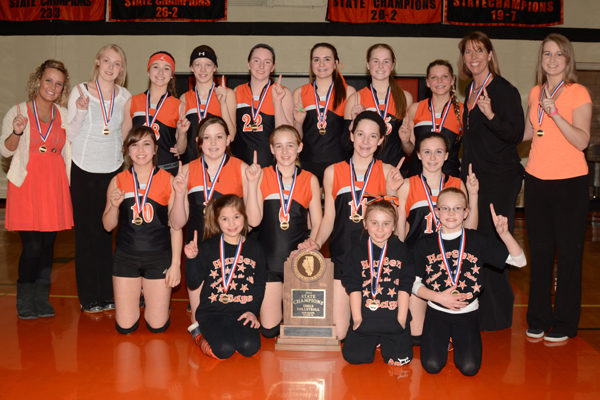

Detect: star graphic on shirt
[471,265,480,274]
[240,284,249,293]
[225,267,231,274]
[209,293,218,303]
[444,278,453,287]
[238,264,246,273]
[230,282,237,290]
[458,280,467,290]
[209,270,218,279]
[247,276,254,284]
[432,282,440,291]
[383,266,392,275]
[388,288,396,297]
[439,263,446,272]
[217,286,223,293]
[376,286,383,295]
[472,283,481,293]
[425,265,433,274]
[363,288,370,298]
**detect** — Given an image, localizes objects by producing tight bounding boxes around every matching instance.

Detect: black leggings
[198,314,261,359]
[18,231,57,284]
[421,306,481,377]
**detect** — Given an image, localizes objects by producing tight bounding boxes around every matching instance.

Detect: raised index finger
[278,74,282,86]
[355,91,360,106]
[469,163,473,176]
[253,150,257,165]
[178,161,182,174]
[396,157,405,170]
[17,104,21,115]
[490,203,497,220]
[193,230,198,245]
[77,85,84,97]
[222,75,226,88]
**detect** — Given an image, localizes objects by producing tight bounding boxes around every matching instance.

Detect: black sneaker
[81,303,103,314]
[544,332,569,342]
[526,328,545,338]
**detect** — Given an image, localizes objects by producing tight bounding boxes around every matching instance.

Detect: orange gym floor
[1,211,600,399]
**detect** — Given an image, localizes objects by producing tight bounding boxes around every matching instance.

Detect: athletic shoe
[187,303,192,313]
[526,328,545,338]
[81,303,103,314]
[544,332,569,342]
[103,300,116,311]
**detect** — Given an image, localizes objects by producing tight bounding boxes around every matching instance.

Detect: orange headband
[147,53,175,72]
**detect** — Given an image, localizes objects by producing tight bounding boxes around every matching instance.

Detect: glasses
[436,206,466,213]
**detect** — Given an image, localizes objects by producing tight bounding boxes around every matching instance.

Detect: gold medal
[368,301,379,311]
[319,128,326,135]
[251,122,258,132]
[134,215,143,225]
[103,127,110,136]
[39,145,47,153]
[351,213,362,223]
[280,221,289,230]
[451,289,461,296]
[536,129,544,137]
[219,294,231,304]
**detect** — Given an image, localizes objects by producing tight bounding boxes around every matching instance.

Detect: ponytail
[450,85,463,142]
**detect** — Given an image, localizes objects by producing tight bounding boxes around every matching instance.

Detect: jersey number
[423,212,434,234]
[131,203,155,224]
[242,114,263,132]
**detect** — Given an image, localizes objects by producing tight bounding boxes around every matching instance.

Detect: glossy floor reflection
[1,214,600,399]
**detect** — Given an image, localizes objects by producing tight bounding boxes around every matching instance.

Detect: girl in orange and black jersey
[292,43,356,185]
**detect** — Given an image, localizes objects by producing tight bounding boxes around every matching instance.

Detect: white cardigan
[0,101,71,187]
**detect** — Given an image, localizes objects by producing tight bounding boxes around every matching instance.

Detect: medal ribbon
[219,234,243,294]
[349,157,375,216]
[276,165,298,223]
[32,99,54,142]
[429,98,452,133]
[95,80,115,128]
[145,90,169,129]
[370,84,390,121]
[250,81,271,124]
[195,83,215,121]
[368,237,387,299]
[537,80,564,129]
[202,154,227,206]
[437,228,466,287]
[313,81,334,129]
[131,166,155,218]
[420,173,444,231]
[467,72,492,111]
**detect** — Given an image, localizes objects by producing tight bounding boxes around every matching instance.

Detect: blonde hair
[457,31,501,80]
[204,195,249,240]
[535,33,578,86]
[437,187,468,208]
[27,59,70,107]
[91,44,127,86]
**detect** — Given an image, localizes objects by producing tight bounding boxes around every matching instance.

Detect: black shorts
[112,247,172,280]
[267,270,284,283]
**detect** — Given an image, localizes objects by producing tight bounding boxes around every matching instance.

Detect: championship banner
[327,0,441,24]
[0,1,105,21]
[110,0,226,22]
[445,0,563,27]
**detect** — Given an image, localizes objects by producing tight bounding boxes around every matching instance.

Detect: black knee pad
[260,324,280,338]
[116,319,139,335]
[147,317,170,333]
[411,335,422,346]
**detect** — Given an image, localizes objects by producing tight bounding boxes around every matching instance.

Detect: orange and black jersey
[115,167,172,255]
[299,83,349,165]
[410,99,463,178]
[342,233,415,332]
[186,235,267,319]
[413,230,509,309]
[404,175,462,249]
[258,166,314,274]
[354,86,406,168]
[131,91,181,175]
[233,82,280,168]
[186,155,244,242]
[182,88,223,164]
[330,159,387,264]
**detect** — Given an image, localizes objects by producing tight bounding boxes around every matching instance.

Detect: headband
[190,49,218,67]
[148,53,175,72]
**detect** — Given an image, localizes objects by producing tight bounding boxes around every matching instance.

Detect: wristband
[549,108,559,117]
[12,130,23,137]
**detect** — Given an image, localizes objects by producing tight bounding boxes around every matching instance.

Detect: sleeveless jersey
[330,159,387,264]
[299,82,348,165]
[410,99,463,178]
[182,88,223,165]
[258,166,313,274]
[358,86,405,167]
[404,175,462,248]
[233,82,280,168]
[115,167,172,254]
[187,155,244,242]
[131,91,181,175]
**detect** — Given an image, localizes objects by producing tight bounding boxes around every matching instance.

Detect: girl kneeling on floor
[412,187,526,376]
[102,126,182,334]
[342,198,415,366]
[185,194,267,359]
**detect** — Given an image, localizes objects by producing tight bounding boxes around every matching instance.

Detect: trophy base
[275,324,341,352]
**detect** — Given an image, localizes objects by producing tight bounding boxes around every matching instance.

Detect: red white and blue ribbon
[32,99,54,142]
[370,84,390,121]
[349,157,375,217]
[429,98,452,133]
[420,173,444,231]
[145,90,169,129]
[467,72,492,111]
[368,237,387,299]
[95,79,115,128]
[202,154,226,207]
[250,81,271,125]
[437,228,465,287]
[132,166,155,218]
[276,165,298,223]
[220,234,243,294]
[537,80,564,128]
[313,81,334,130]
[195,83,215,122]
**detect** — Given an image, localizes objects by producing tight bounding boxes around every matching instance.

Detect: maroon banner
[327,0,441,24]
[0,1,105,21]
[445,0,563,27]
[110,0,226,22]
